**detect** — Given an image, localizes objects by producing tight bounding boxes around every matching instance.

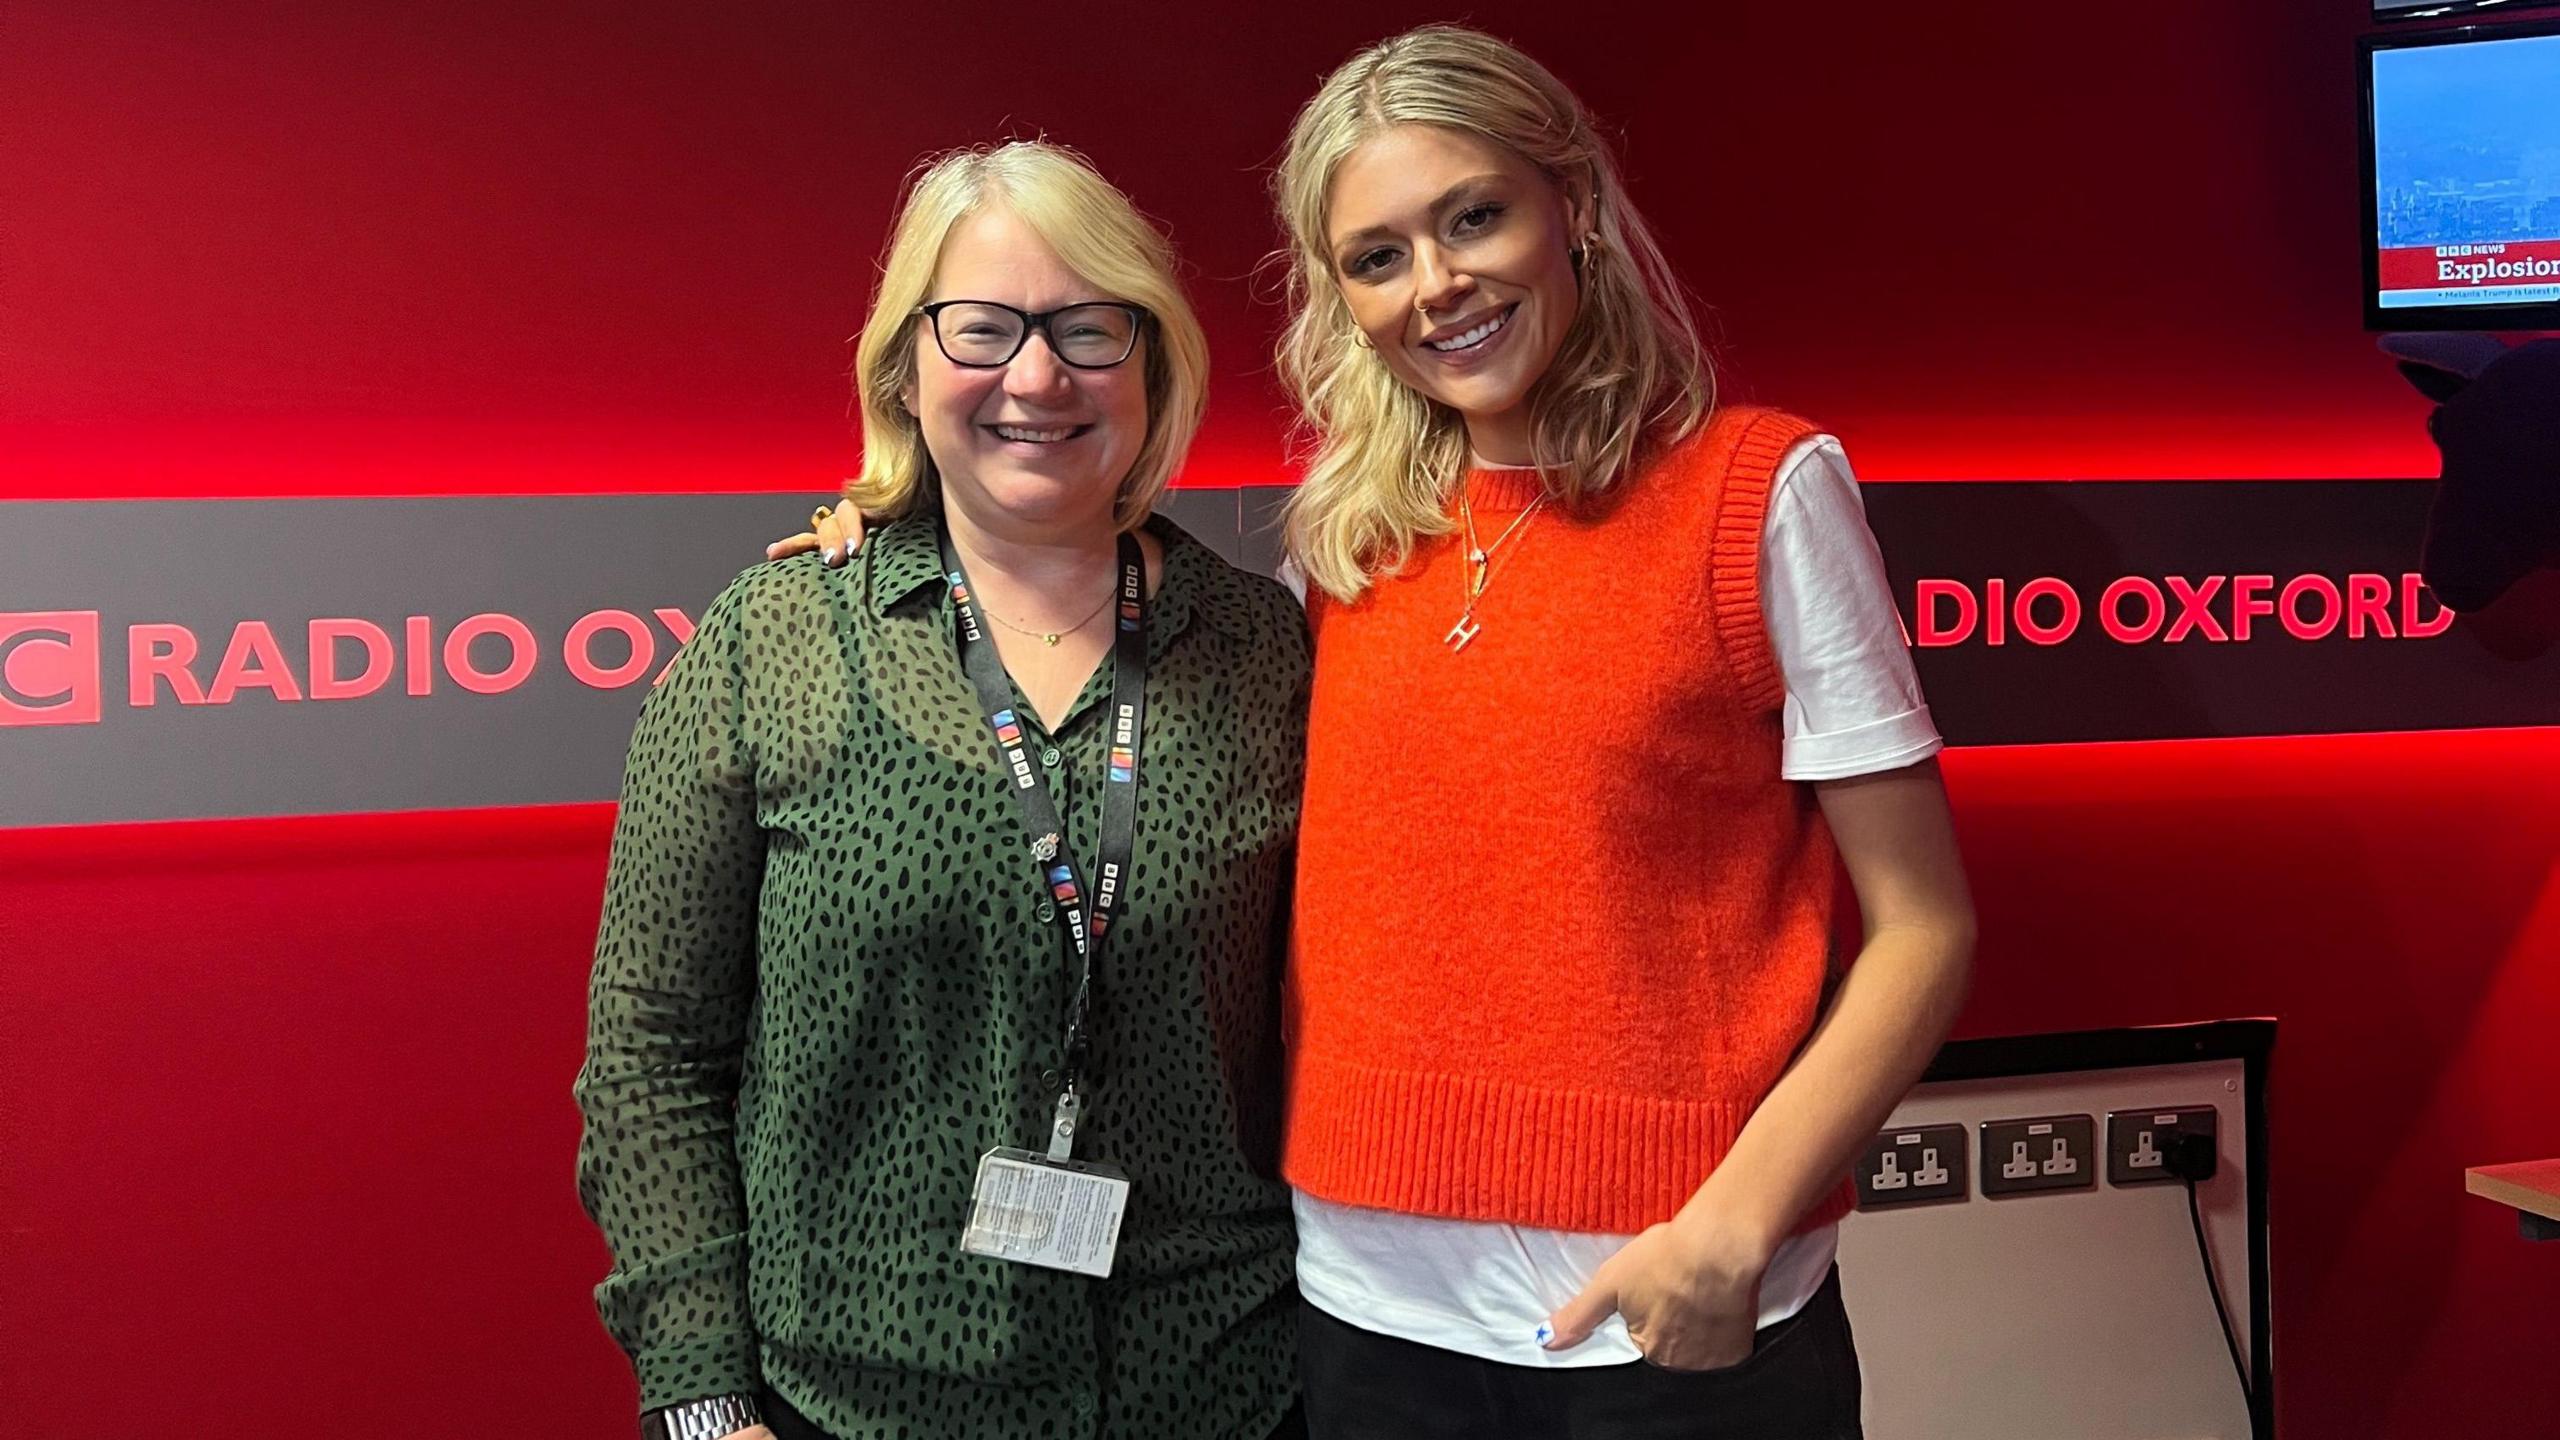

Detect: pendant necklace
[1445,488,1548,653]
[983,589,1116,647]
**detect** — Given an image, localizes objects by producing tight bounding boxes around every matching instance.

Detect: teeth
[993,425,1078,443]
[1427,308,1511,353]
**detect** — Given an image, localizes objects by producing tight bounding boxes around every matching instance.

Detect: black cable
[2184,1176,2251,1404]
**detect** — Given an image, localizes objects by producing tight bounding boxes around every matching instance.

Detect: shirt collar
[863,511,949,617]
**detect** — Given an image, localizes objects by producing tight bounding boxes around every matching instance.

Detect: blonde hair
[1273,25,1713,600]
[847,141,1211,530]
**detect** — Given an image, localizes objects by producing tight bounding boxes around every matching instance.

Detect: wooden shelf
[2466,1159,2560,1239]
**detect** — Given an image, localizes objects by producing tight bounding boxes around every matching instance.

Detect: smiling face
[905,204,1150,536]
[1324,123,1589,463]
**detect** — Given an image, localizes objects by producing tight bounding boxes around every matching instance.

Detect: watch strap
[641,1392,763,1440]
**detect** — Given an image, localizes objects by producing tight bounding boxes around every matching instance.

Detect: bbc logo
[0,611,103,726]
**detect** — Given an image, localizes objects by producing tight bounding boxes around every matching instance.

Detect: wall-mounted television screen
[2375,0,2523,23]
[2361,20,2560,330]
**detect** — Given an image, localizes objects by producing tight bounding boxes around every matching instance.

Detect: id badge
[960,1147,1131,1278]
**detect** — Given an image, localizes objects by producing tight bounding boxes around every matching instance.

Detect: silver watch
[641,1393,763,1440]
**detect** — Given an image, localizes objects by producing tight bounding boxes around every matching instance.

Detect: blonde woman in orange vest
[1261,26,1968,1439]
[784,26,1972,1438]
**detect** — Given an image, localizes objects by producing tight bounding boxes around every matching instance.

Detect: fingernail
[1535,1324,1554,1347]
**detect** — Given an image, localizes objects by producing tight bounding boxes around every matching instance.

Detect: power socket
[2108,1105,2220,1186]
[1855,1123,1969,1210]
[1978,1113,2097,1196]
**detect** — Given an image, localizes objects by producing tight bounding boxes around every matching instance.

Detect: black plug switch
[2163,1130,2218,1182]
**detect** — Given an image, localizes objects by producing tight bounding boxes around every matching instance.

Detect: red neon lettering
[208,621,304,703]
[2402,573,2454,638]
[566,610,655,689]
[127,623,207,706]
[2280,575,2342,641]
[2099,577,2165,643]
[309,618,393,700]
[406,616,435,695]
[2164,575,2230,642]
[2014,577,2080,645]
[651,607,697,683]
[443,613,537,695]
[2229,574,2276,642]
[1984,578,2008,647]
[1915,580,1977,647]
[2347,574,2396,638]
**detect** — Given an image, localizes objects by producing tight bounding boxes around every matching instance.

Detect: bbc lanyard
[938,524,1148,1164]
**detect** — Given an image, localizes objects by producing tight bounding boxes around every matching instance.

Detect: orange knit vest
[1284,406,1858,1237]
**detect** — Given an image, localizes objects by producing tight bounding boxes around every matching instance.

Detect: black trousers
[763,1387,1307,1440]
[1296,1268,1864,1440]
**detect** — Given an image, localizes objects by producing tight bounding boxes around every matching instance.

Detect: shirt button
[1041,746,1062,767]
[1072,1393,1096,1417]
[1039,1067,1062,1089]
[1036,900,1057,922]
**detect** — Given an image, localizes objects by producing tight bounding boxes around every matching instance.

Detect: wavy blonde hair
[1273,25,1714,600]
[847,141,1211,530]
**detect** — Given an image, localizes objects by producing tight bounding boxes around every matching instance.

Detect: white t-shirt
[1288,434,1942,1366]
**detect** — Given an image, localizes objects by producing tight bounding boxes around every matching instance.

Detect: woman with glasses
[575,141,1309,1440]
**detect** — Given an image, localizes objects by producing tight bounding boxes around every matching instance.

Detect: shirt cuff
[1780,705,1945,782]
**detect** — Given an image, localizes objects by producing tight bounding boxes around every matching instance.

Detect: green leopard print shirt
[577,512,1308,1440]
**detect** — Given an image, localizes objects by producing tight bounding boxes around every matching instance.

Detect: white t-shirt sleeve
[1761,436,1943,781]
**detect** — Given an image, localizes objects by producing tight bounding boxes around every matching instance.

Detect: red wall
[0,2,2464,494]
[5,4,2555,1436]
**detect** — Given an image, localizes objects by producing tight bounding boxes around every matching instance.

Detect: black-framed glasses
[914,299,1151,370]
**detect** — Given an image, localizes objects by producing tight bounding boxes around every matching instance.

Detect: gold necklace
[983,588,1115,647]
[1446,488,1548,652]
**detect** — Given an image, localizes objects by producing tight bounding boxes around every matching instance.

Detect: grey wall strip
[2,482,2550,826]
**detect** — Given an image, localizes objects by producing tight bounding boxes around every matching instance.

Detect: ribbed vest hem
[1283,1049,1858,1238]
